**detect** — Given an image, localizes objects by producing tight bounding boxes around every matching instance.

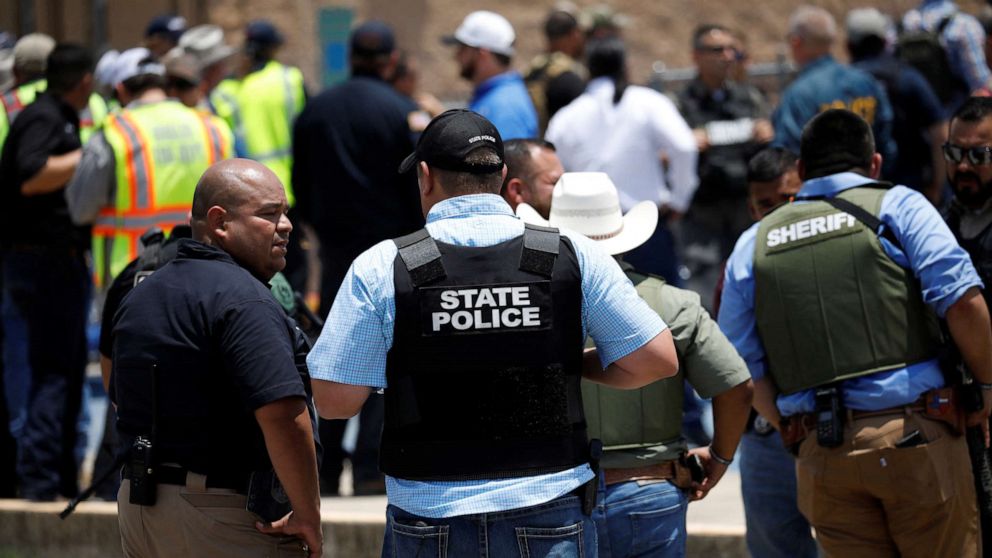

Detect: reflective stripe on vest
[94,101,224,286]
[220,61,304,204]
[107,112,155,209]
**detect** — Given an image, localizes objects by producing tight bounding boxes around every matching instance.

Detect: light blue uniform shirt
[470,72,538,141]
[307,194,667,518]
[718,172,982,416]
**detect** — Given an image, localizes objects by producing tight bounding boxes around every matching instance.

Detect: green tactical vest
[209,61,305,205]
[582,270,684,468]
[753,185,941,395]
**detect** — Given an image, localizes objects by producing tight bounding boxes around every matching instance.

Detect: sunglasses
[943,143,992,166]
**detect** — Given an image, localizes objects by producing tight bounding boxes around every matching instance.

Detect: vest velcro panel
[754,186,941,394]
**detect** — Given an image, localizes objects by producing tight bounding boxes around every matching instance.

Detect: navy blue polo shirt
[291,73,425,301]
[111,240,307,480]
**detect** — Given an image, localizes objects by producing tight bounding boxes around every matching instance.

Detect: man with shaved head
[111,159,322,557]
[773,5,895,173]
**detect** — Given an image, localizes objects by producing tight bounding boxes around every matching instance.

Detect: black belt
[123,464,250,494]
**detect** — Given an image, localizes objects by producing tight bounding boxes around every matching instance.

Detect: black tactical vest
[380,225,589,480]
[945,204,992,310]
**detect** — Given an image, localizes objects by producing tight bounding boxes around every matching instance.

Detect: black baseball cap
[398,109,505,174]
[351,21,396,57]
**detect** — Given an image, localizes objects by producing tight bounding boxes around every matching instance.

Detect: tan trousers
[118,473,308,558]
[795,411,979,558]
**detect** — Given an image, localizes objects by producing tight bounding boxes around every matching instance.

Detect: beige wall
[2,0,989,98]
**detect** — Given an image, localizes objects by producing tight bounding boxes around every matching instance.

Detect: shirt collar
[425,194,515,224]
[796,171,876,198]
[474,71,521,97]
[587,76,614,94]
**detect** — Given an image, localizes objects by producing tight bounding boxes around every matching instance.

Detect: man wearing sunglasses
[945,97,992,311]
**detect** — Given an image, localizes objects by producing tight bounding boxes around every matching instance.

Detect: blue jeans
[2,277,31,441]
[739,429,817,558]
[592,474,689,558]
[382,493,597,557]
[3,249,90,500]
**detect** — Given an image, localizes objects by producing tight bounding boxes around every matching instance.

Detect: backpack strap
[519,223,560,278]
[393,229,446,287]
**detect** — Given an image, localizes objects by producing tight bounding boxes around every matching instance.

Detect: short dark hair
[503,138,556,192]
[951,96,992,127]
[545,10,579,41]
[799,109,874,179]
[46,44,93,95]
[692,24,729,49]
[847,35,886,61]
[122,71,167,97]
[427,147,504,195]
[747,147,798,183]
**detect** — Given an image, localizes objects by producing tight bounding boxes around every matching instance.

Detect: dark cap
[398,109,504,174]
[351,21,396,57]
[245,20,284,46]
[145,14,188,43]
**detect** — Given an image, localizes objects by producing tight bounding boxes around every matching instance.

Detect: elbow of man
[650,329,679,380]
[312,380,369,420]
[718,378,755,408]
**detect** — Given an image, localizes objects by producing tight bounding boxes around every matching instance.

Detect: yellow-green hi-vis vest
[93,100,233,287]
[753,185,941,395]
[209,61,304,205]
[0,80,109,147]
[582,271,684,469]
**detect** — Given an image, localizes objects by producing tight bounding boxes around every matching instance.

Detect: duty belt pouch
[925,387,966,435]
[779,416,808,456]
[128,437,157,506]
[246,470,291,522]
[581,440,603,516]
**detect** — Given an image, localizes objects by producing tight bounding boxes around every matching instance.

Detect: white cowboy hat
[516,172,658,256]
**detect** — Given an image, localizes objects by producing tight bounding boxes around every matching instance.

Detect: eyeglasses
[943,143,992,166]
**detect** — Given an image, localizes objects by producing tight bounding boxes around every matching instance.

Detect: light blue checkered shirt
[307,194,667,518]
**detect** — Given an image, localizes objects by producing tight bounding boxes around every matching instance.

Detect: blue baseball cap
[245,20,284,46]
[145,14,187,43]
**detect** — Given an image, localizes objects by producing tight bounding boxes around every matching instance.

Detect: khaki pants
[118,473,308,557]
[795,412,979,558]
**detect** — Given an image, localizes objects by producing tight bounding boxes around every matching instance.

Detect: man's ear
[418,161,434,198]
[868,153,883,179]
[205,206,228,240]
[504,177,527,207]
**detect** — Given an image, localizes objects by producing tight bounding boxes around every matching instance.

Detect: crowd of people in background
[3,0,992,556]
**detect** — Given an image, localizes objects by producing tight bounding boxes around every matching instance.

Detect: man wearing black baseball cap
[308,108,678,556]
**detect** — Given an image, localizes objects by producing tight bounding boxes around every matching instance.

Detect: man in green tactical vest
[720,108,992,557]
[505,141,753,557]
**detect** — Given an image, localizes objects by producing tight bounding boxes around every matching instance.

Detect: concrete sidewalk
[0,473,747,557]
